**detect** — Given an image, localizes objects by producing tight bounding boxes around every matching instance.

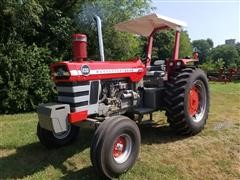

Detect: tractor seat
[146,70,165,77]
[146,60,166,77]
[147,65,163,71]
[144,66,165,87]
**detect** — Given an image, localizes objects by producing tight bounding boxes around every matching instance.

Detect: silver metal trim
[113,134,133,164]
[56,85,90,93]
[58,95,89,103]
[94,15,105,62]
[72,104,98,114]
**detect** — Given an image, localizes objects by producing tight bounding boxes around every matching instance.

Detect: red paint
[51,58,146,83]
[146,36,153,67]
[173,31,180,60]
[113,136,126,158]
[166,58,198,77]
[188,86,199,116]
[68,110,88,123]
[72,34,87,61]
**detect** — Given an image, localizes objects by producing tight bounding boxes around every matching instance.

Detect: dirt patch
[213,121,235,130]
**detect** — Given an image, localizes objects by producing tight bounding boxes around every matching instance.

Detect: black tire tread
[90,116,140,179]
[164,67,209,135]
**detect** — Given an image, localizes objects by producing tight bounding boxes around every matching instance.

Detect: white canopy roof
[115,13,187,37]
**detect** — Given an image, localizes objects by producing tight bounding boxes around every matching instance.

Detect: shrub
[0,41,56,113]
[200,58,225,72]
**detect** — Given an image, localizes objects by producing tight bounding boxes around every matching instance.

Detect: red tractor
[37,13,209,178]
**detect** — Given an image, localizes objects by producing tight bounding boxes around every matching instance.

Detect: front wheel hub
[112,134,132,164]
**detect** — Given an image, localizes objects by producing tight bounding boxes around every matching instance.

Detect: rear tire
[90,116,141,179]
[37,123,79,148]
[164,67,209,135]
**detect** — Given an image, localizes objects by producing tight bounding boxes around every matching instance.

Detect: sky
[152,0,240,47]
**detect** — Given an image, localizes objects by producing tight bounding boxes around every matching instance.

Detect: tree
[206,38,214,48]
[210,44,239,68]
[192,39,213,63]
[0,42,56,113]
[152,30,175,60]
[0,0,152,113]
[200,58,225,72]
[0,0,43,44]
[179,31,193,58]
[76,0,151,60]
[151,30,192,61]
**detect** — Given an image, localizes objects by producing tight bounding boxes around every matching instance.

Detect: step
[133,107,156,114]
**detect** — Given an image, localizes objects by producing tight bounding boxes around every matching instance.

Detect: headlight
[176,61,182,66]
[169,61,174,66]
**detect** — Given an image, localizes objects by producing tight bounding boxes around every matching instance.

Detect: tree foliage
[179,31,193,58]
[192,39,213,63]
[0,0,151,113]
[200,58,225,72]
[192,38,240,70]
[76,0,151,60]
[210,44,240,68]
[0,42,56,113]
[152,30,175,60]
[151,30,192,61]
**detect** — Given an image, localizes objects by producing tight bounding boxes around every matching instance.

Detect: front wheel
[90,116,141,179]
[164,67,210,135]
[37,123,79,148]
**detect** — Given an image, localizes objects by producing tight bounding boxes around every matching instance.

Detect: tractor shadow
[63,123,188,180]
[61,166,99,180]
[0,123,187,179]
[139,123,188,145]
[0,128,96,179]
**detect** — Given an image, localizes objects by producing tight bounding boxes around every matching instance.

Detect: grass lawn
[0,82,239,179]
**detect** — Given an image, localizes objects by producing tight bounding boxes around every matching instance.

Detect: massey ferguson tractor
[37,13,209,178]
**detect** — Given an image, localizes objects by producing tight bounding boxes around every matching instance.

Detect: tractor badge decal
[81,65,90,75]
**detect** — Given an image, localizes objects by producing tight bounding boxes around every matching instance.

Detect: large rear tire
[90,116,141,179]
[164,67,209,135]
[37,123,79,148]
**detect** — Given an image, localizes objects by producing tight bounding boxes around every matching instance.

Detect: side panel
[56,81,100,115]
[57,81,90,110]
[89,81,99,105]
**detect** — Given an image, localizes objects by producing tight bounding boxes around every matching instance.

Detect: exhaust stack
[94,15,105,62]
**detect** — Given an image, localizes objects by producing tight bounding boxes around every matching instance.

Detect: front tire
[164,67,209,135]
[37,123,79,148]
[90,116,141,179]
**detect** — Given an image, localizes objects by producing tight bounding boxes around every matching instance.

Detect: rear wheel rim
[53,125,71,139]
[112,134,132,164]
[188,80,207,123]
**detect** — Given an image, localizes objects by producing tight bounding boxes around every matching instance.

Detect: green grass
[0,82,240,179]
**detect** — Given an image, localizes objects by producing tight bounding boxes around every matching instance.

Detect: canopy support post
[173,30,181,60]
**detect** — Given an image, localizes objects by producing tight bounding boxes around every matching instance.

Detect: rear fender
[166,58,198,74]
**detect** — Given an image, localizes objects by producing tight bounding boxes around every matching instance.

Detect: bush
[210,44,239,68]
[0,41,56,113]
[200,58,225,72]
